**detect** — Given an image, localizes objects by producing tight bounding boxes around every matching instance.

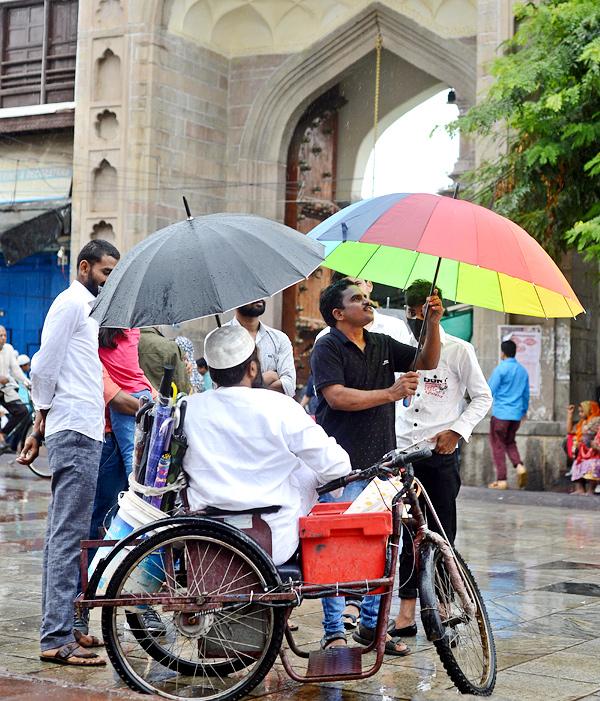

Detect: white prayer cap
[204,326,255,370]
[17,354,30,366]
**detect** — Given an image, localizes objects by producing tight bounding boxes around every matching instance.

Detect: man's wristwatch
[31,432,44,445]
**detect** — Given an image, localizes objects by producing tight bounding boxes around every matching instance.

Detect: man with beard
[182,325,351,566]
[18,239,120,667]
[390,279,491,639]
[226,299,295,395]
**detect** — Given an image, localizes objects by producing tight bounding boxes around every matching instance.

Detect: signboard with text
[499,325,542,396]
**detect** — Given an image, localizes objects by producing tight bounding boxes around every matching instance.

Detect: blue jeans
[77,432,126,594]
[319,476,397,635]
[109,389,152,476]
[322,592,381,635]
[318,479,369,504]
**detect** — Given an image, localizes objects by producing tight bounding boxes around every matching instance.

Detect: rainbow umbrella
[307,193,584,318]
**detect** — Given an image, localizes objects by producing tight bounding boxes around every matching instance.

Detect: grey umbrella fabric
[91,213,325,328]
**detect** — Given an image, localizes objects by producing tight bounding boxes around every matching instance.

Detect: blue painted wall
[0,252,70,357]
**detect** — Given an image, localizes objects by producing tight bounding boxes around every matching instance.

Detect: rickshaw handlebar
[316,447,432,496]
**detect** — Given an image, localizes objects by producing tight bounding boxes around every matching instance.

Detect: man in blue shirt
[488,339,529,489]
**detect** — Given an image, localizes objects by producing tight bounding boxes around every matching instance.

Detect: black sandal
[352,623,410,657]
[343,612,359,630]
[320,631,347,649]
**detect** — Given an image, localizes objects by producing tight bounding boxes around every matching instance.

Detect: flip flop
[287,619,299,632]
[73,628,104,648]
[352,623,410,656]
[40,641,106,666]
[517,465,528,489]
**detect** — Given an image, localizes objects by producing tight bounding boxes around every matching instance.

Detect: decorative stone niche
[94,49,122,102]
[95,0,123,26]
[92,159,118,212]
[91,220,116,241]
[94,109,119,141]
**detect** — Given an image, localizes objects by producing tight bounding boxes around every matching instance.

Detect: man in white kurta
[183,325,351,566]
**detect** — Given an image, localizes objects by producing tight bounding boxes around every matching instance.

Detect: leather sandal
[320,631,347,649]
[387,620,417,637]
[343,612,359,630]
[353,622,410,656]
[40,641,106,666]
[73,628,104,648]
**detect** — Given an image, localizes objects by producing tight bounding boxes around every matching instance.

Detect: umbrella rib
[401,250,421,290]
[531,283,548,319]
[356,243,384,282]
[497,271,506,314]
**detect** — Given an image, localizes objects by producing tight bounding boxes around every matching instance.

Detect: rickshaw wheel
[102,522,286,700]
[419,543,496,696]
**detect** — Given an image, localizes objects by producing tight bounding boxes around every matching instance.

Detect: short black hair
[77,239,120,270]
[196,357,208,370]
[319,279,357,327]
[405,279,443,308]
[501,340,517,358]
[210,348,258,388]
[331,270,351,284]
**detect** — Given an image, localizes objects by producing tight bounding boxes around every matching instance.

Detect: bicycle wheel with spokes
[419,543,496,696]
[22,424,51,478]
[102,521,286,700]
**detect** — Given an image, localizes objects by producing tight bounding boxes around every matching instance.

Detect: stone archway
[238,2,476,220]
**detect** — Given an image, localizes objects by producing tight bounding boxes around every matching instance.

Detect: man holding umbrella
[310,278,443,652]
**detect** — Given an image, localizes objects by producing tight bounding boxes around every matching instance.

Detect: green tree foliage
[448,0,600,260]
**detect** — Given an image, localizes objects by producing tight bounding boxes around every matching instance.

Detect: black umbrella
[91,212,325,328]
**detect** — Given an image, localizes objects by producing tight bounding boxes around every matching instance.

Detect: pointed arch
[239,2,476,175]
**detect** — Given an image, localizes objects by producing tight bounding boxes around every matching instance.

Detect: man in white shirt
[182,325,351,567]
[390,279,492,638]
[18,239,120,667]
[226,300,296,396]
[0,326,30,452]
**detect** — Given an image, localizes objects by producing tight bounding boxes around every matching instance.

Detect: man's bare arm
[321,372,420,412]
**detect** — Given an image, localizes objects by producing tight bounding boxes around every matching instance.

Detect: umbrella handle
[403,258,442,408]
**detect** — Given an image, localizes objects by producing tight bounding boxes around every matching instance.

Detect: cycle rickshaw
[77,442,496,700]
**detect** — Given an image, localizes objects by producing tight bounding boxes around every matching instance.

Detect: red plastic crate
[299,503,392,585]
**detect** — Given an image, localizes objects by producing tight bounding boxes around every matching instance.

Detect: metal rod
[403,257,442,407]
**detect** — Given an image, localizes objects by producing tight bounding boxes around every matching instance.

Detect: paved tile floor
[0,452,600,700]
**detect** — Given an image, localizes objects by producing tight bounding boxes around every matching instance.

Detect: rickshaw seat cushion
[277,552,302,583]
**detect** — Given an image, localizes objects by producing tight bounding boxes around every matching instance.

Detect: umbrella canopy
[91,213,325,328]
[308,193,584,318]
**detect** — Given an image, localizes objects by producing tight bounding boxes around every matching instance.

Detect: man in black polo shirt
[310,278,442,652]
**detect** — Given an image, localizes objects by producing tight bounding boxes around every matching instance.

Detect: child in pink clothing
[99,328,154,475]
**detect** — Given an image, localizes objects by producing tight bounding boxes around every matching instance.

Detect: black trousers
[398,449,461,599]
[0,396,29,438]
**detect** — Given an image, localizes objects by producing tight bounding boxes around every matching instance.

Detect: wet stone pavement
[1,452,600,700]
